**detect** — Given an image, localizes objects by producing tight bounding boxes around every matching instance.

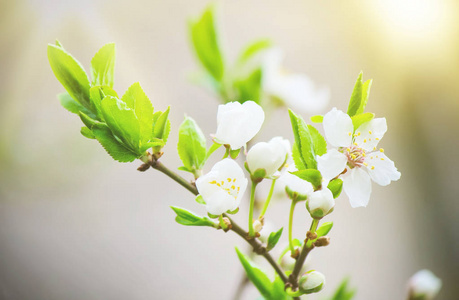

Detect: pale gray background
[1,0,458,299]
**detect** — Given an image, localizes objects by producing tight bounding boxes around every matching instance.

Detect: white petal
[364,152,400,186]
[214,101,264,149]
[354,118,387,151]
[247,137,288,176]
[307,188,335,214]
[205,189,237,215]
[317,149,348,181]
[343,167,372,208]
[279,172,314,196]
[323,108,353,148]
[409,270,442,298]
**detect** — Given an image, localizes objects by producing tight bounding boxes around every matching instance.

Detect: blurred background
[1,0,458,299]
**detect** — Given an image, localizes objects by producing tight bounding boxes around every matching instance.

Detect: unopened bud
[299,270,325,294]
[314,236,330,247]
[247,138,288,178]
[306,189,335,219]
[219,217,232,232]
[408,270,442,300]
[253,219,263,233]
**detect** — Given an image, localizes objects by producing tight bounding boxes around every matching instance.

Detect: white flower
[196,158,248,215]
[317,108,401,208]
[262,48,330,114]
[246,137,289,177]
[299,270,325,294]
[214,101,265,150]
[409,270,442,299]
[306,188,335,219]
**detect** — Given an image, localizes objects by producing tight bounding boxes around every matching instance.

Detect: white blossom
[214,101,264,150]
[409,270,442,299]
[262,48,330,114]
[195,158,248,215]
[317,108,401,208]
[306,188,335,219]
[246,136,289,177]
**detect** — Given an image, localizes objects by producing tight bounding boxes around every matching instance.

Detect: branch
[145,159,288,284]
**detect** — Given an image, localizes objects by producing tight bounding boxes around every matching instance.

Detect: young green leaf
[177,116,207,173]
[307,125,327,157]
[121,82,154,144]
[80,126,95,139]
[58,93,95,118]
[351,112,375,131]
[328,277,356,300]
[195,195,206,205]
[91,123,138,162]
[310,115,324,123]
[327,178,343,199]
[289,109,317,169]
[100,96,141,155]
[237,38,273,65]
[89,86,118,120]
[315,222,333,239]
[234,68,262,104]
[267,227,283,251]
[347,72,373,117]
[235,248,273,299]
[48,44,91,109]
[189,4,225,81]
[291,143,306,170]
[152,107,171,142]
[91,43,115,88]
[291,169,323,190]
[170,206,216,227]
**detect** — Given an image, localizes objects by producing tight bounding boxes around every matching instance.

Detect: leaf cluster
[48,41,171,162]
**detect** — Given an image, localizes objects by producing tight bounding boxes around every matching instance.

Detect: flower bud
[408,270,442,300]
[280,172,313,201]
[299,270,325,294]
[306,188,335,219]
[247,137,288,178]
[253,219,263,233]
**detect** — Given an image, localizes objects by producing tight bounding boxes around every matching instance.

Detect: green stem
[288,200,297,254]
[219,214,228,231]
[248,181,258,237]
[288,219,320,290]
[259,179,276,218]
[150,160,198,195]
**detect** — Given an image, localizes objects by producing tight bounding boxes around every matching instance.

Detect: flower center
[342,145,366,168]
[209,177,241,199]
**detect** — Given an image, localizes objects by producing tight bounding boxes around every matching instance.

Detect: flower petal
[343,167,372,208]
[354,118,387,151]
[364,152,401,186]
[205,189,237,215]
[317,149,348,181]
[323,108,353,148]
[214,101,264,149]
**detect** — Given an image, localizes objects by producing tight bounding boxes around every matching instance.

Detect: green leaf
[307,125,327,157]
[347,72,372,117]
[237,38,273,65]
[235,248,273,299]
[79,112,99,129]
[189,4,225,81]
[101,96,141,155]
[291,169,322,190]
[195,195,206,205]
[91,123,138,162]
[89,86,118,120]
[229,148,241,159]
[121,82,154,145]
[171,206,216,227]
[267,227,283,251]
[310,115,323,123]
[329,277,356,300]
[91,43,115,88]
[58,92,95,118]
[48,44,91,109]
[288,109,317,169]
[177,116,207,172]
[327,178,343,199]
[234,68,262,103]
[152,107,171,143]
[80,126,95,139]
[315,222,333,239]
[291,143,306,170]
[351,112,375,130]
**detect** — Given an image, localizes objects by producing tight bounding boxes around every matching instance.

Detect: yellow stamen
[363,139,367,143]
[371,166,375,170]
[380,148,384,152]
[363,162,368,166]
[369,130,372,134]
[227,178,231,182]
[209,180,216,184]
[348,132,352,136]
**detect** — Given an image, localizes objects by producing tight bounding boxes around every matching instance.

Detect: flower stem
[259,179,276,218]
[150,160,198,195]
[288,219,320,290]
[248,181,258,237]
[288,200,297,254]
